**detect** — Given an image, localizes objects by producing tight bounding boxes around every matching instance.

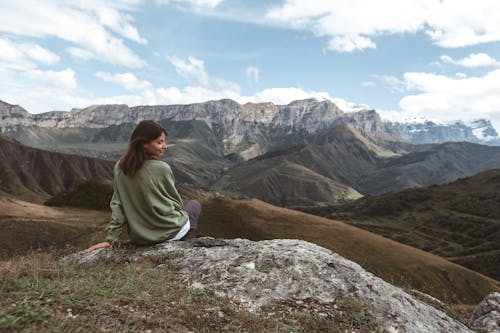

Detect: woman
[84,120,201,253]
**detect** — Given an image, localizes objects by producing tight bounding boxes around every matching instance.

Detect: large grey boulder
[470,292,500,333]
[63,238,474,333]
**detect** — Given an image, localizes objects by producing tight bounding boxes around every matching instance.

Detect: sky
[1,0,500,129]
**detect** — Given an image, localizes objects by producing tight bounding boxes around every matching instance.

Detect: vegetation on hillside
[320,169,500,281]
[44,177,113,211]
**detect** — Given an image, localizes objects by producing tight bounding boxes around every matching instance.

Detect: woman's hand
[83,242,111,253]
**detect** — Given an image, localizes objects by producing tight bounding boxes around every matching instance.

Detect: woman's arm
[83,241,111,253]
[84,178,127,253]
[106,188,127,243]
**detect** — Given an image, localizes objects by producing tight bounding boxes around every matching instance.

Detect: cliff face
[63,237,475,333]
[0,99,398,156]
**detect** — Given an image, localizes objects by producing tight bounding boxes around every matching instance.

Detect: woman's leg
[184,200,201,229]
[182,200,201,239]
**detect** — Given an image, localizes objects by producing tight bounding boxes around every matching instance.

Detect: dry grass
[0,197,108,260]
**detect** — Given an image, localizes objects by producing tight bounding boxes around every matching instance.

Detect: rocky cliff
[64,237,477,333]
[0,99,402,157]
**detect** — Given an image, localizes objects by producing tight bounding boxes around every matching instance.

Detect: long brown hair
[119,120,168,177]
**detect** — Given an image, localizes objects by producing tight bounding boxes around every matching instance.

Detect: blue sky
[1,0,500,129]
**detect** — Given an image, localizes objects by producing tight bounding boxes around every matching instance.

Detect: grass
[0,197,109,260]
[0,252,381,333]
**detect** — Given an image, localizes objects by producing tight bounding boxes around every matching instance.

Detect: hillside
[357,142,500,194]
[197,196,500,305]
[2,188,499,305]
[323,169,500,280]
[0,132,114,202]
[0,197,108,259]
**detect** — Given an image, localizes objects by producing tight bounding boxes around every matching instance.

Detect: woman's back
[109,159,189,245]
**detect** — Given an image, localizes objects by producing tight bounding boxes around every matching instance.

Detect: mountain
[0,131,114,202]
[356,141,500,194]
[3,98,500,206]
[320,169,500,280]
[385,118,500,146]
[216,133,500,204]
[0,98,405,159]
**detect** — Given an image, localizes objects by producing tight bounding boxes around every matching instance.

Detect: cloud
[96,72,153,91]
[30,68,77,88]
[265,0,500,52]
[0,0,146,67]
[167,56,210,86]
[0,37,60,70]
[156,0,223,9]
[362,81,376,87]
[166,55,240,93]
[245,66,259,83]
[380,75,407,93]
[390,69,500,129]
[440,53,499,68]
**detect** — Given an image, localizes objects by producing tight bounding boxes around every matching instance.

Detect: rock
[62,237,474,333]
[470,292,500,333]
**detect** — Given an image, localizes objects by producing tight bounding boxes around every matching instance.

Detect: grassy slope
[2,189,499,305]
[214,161,362,207]
[0,197,108,259]
[324,169,500,280]
[198,197,500,305]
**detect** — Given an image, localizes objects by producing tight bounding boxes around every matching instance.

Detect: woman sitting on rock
[84,120,201,252]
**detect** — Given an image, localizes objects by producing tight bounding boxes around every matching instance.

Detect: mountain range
[2,98,500,206]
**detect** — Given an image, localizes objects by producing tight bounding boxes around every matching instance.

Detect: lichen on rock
[62,237,474,333]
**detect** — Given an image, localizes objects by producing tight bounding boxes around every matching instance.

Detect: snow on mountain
[466,119,499,142]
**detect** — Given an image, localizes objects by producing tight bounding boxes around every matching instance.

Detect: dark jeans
[182,200,201,239]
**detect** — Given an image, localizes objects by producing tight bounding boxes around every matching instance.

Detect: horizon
[4,96,499,132]
[1,1,500,129]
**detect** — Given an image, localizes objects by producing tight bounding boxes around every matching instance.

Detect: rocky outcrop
[63,238,474,333]
[470,292,500,333]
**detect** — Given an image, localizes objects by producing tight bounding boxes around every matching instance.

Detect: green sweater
[106,160,189,245]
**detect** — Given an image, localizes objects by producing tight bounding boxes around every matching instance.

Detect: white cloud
[265,0,500,52]
[166,55,240,93]
[380,75,407,93]
[390,69,500,129]
[0,37,60,70]
[66,47,95,61]
[167,56,210,86]
[93,5,147,44]
[328,35,376,53]
[96,72,152,91]
[242,87,332,105]
[245,66,259,83]
[30,68,77,88]
[157,0,223,9]
[440,53,499,68]
[0,0,146,67]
